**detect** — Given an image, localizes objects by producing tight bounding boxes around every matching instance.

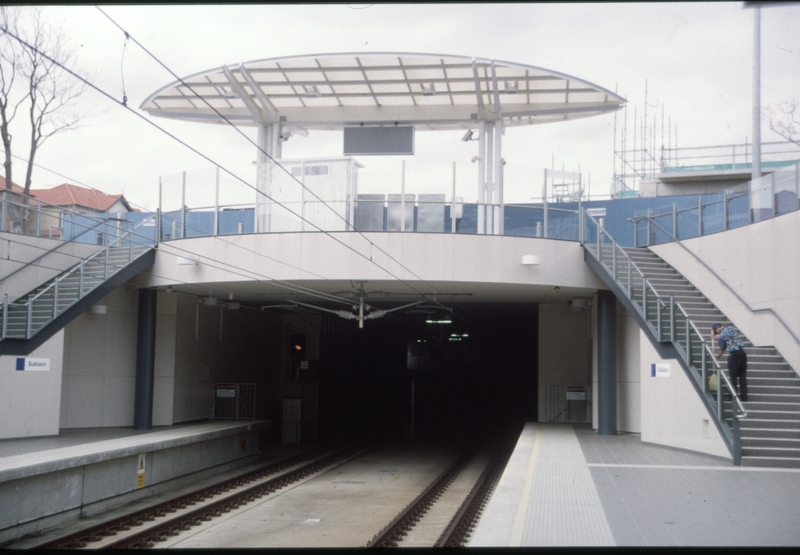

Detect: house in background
[28,183,134,239]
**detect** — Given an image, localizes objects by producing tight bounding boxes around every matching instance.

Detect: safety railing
[1,214,156,341]
[580,209,745,461]
[631,162,800,247]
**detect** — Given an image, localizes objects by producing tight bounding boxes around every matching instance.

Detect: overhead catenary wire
[7,153,339,285]
[0,15,464,319]
[91,6,442,301]
[0,22,436,307]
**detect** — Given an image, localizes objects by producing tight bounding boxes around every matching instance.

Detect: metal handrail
[581,209,746,425]
[0,215,126,285]
[637,213,800,348]
[18,215,155,306]
[704,341,748,417]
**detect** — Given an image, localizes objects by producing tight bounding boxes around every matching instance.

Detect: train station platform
[470,422,800,547]
[0,420,269,544]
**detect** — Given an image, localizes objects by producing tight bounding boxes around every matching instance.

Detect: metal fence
[212,383,256,420]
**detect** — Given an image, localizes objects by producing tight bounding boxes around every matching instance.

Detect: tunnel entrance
[314,303,539,440]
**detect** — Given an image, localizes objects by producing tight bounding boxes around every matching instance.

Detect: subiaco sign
[15,358,50,372]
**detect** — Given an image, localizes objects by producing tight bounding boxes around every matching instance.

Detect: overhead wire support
[1,23,435,305]
[91,7,440,300]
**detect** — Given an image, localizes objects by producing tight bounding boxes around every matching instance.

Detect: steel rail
[31,441,372,550]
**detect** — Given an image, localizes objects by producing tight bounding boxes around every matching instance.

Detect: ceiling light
[304,86,321,98]
[421,84,435,96]
[504,81,519,94]
[521,255,541,266]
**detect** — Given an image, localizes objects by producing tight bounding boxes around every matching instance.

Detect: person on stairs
[711,322,748,402]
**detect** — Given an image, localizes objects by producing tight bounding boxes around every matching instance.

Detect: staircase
[1,237,155,356]
[623,248,800,468]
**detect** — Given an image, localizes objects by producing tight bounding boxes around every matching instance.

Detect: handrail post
[698,197,703,236]
[214,166,220,237]
[155,208,161,246]
[656,298,662,341]
[36,200,41,237]
[181,171,187,239]
[701,346,708,392]
[612,241,617,282]
[2,293,7,340]
[672,203,677,240]
[79,260,85,297]
[53,277,59,319]
[596,223,601,259]
[717,369,724,417]
[642,277,647,320]
[626,257,632,298]
[0,191,5,231]
[723,190,729,231]
[26,295,33,339]
[669,295,675,342]
[633,217,638,247]
[646,209,652,246]
[129,226,135,263]
[104,245,110,280]
[685,317,691,365]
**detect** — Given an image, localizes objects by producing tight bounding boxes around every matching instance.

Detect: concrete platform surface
[0,421,266,482]
[470,423,800,547]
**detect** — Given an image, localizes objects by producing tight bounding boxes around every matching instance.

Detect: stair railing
[580,208,744,461]
[1,214,157,340]
[629,211,800,350]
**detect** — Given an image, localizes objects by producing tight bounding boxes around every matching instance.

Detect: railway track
[31,440,380,549]
[366,427,518,548]
[27,425,520,549]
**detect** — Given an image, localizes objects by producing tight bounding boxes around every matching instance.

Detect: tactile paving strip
[469,423,615,547]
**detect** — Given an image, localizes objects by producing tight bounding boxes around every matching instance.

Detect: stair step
[741,456,800,468]
[739,427,800,439]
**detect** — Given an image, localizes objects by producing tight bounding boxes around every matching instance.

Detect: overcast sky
[9,3,800,210]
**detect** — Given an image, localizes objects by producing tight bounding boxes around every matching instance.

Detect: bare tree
[0,6,86,231]
[763,99,800,148]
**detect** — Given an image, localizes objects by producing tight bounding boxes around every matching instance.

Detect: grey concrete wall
[0,422,264,543]
[60,287,176,429]
[0,331,64,440]
[651,210,800,374]
[638,330,730,459]
[134,233,606,294]
[0,232,101,302]
[171,293,283,424]
[538,303,592,422]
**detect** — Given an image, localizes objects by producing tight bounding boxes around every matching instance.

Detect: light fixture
[304,86,320,98]
[225,302,241,311]
[203,297,218,306]
[177,256,198,265]
[289,127,309,137]
[471,155,480,163]
[521,255,541,266]
[426,319,452,325]
[504,81,519,94]
[570,299,587,312]
[421,84,435,96]
[89,305,107,315]
[166,286,173,293]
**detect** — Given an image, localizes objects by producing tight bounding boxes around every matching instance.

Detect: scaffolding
[612,81,676,197]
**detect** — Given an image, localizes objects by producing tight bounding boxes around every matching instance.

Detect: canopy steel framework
[142,53,625,234]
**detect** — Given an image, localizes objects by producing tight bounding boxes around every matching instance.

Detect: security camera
[462,130,474,142]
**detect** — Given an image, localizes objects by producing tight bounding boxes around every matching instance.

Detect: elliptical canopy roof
[141,52,625,131]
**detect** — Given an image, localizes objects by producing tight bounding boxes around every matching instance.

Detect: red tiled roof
[0,176,24,193]
[28,183,129,212]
